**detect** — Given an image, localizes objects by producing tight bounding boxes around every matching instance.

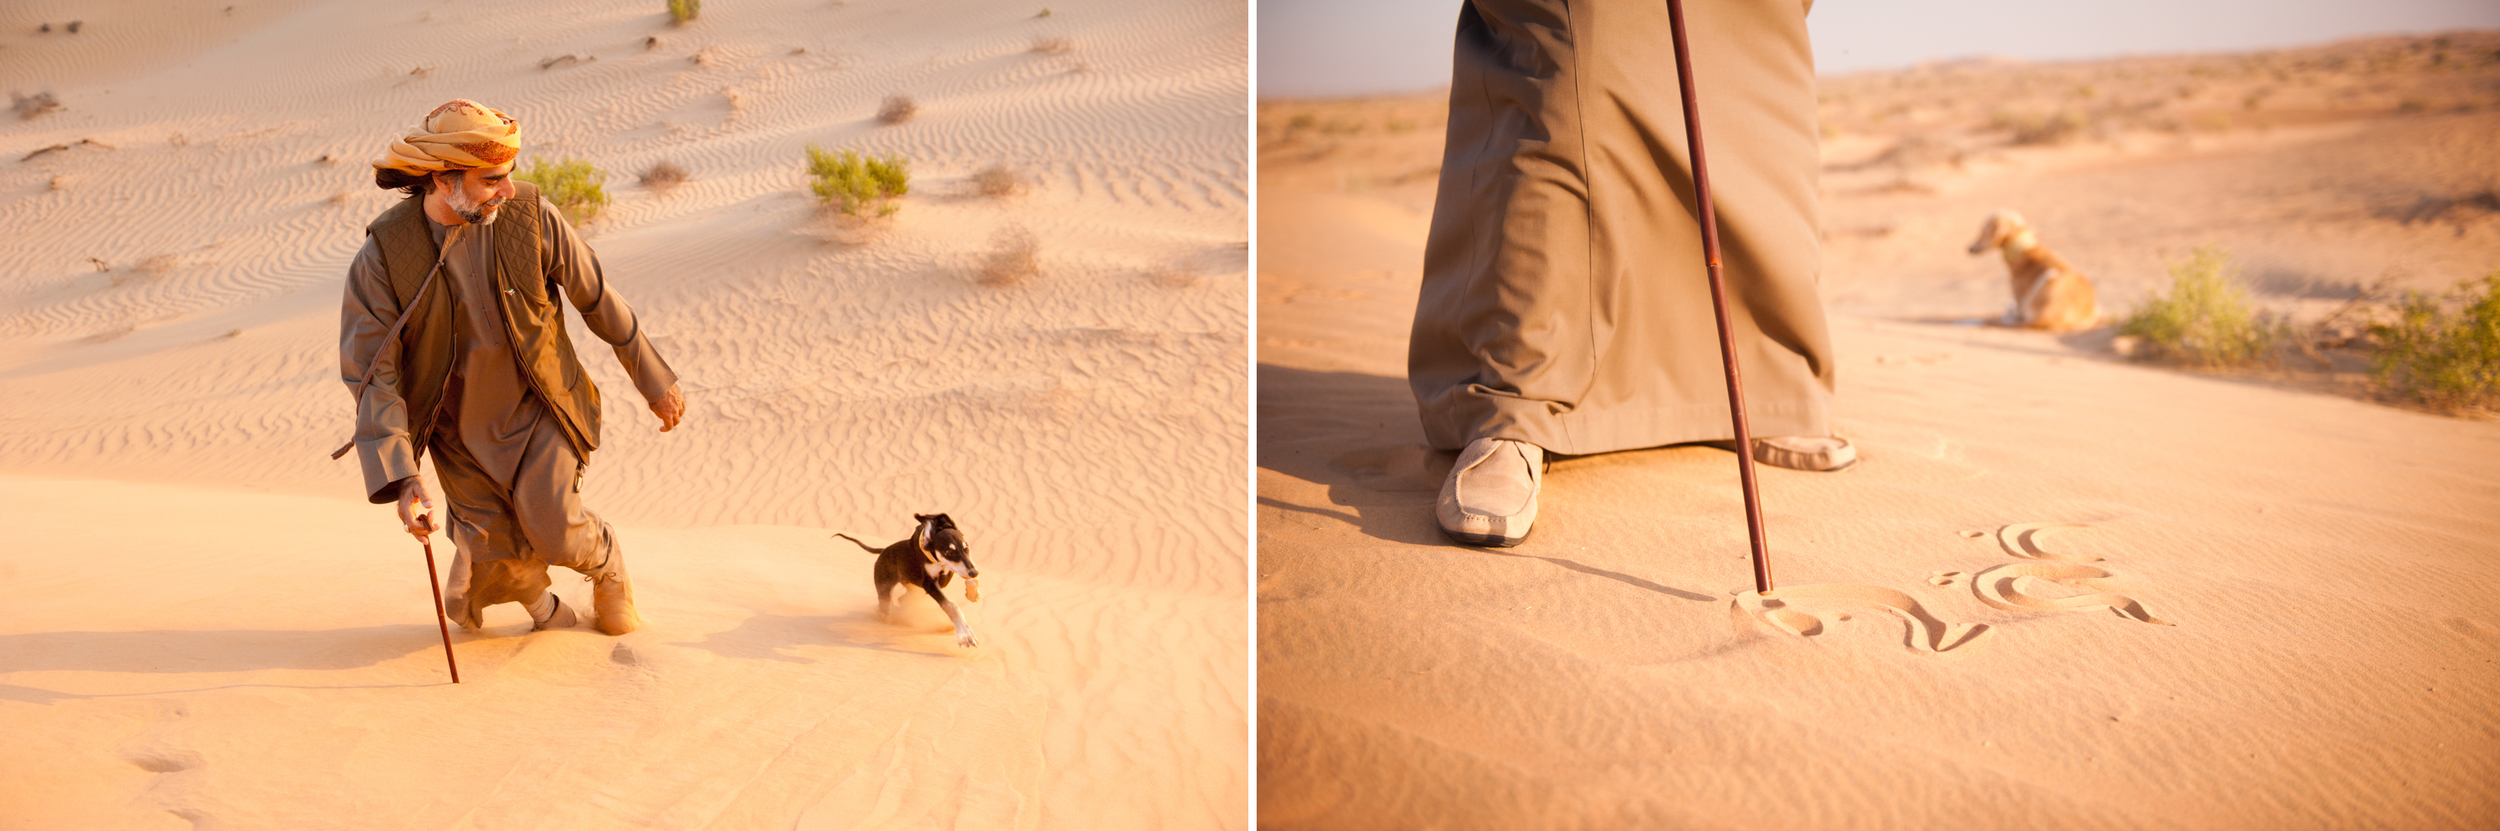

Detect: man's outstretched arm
[535,197,685,431]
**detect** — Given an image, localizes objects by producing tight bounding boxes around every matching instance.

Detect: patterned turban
[373,99,523,175]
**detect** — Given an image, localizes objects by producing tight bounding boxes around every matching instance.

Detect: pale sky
[1257,0,2500,98]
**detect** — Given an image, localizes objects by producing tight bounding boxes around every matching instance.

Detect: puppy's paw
[956,630,981,648]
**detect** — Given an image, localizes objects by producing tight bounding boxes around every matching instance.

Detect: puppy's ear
[913,521,937,562]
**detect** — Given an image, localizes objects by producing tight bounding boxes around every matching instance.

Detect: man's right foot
[1436,437,1545,547]
[588,552,641,636]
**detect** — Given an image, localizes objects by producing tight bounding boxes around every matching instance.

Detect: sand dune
[0,0,1245,827]
[1258,34,2500,829]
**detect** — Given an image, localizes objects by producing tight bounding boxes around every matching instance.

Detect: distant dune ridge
[1257,31,2500,829]
[0,0,1246,827]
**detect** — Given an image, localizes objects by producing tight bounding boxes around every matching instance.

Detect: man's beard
[444,185,507,225]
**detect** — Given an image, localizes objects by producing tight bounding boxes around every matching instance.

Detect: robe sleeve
[537,197,679,403]
[340,236,424,504]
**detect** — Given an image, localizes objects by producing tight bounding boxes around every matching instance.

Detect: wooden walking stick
[1664,0,1776,595]
[414,514,461,683]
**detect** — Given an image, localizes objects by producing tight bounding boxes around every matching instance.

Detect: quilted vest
[365,180,604,460]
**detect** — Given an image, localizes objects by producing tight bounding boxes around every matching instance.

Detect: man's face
[436,162,516,225]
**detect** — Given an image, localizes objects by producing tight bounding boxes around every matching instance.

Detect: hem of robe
[1419,385,1827,456]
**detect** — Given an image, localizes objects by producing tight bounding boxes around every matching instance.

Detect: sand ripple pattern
[1,0,1244,340]
[0,0,1248,600]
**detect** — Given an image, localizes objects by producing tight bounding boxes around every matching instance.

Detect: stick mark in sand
[1997,522,2102,562]
[1972,563,2172,625]
[1732,584,1992,655]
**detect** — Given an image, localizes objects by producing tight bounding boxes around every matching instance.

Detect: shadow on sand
[0,626,444,675]
[1257,362,1719,604]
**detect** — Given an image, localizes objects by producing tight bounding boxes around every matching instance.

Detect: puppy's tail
[831,532,881,554]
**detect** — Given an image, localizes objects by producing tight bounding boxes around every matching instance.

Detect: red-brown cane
[415,514,461,683]
[1664,0,1776,595]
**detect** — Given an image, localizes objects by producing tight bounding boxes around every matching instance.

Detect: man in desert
[341,99,685,634]
[1414,0,1850,547]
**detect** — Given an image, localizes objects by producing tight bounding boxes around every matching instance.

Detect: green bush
[2372,271,2500,413]
[667,0,699,25]
[2117,245,2289,367]
[805,144,910,216]
[514,156,611,225]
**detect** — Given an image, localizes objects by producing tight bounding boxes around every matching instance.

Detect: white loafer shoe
[1436,437,1545,547]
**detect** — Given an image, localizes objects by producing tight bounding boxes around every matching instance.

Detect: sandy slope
[0,0,1246,828]
[1257,37,2500,831]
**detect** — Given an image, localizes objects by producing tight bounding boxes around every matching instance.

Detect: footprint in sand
[1732,584,1992,654]
[1971,562,2173,626]
[1996,522,2103,562]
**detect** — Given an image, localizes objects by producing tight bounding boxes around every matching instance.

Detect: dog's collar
[2002,227,2039,258]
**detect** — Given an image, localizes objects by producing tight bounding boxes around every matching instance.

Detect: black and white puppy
[834,513,981,647]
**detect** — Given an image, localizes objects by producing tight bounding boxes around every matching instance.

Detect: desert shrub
[806,144,910,216]
[667,0,699,25]
[515,156,612,225]
[641,160,689,192]
[877,95,917,125]
[2372,271,2500,413]
[977,224,1040,285]
[2117,245,2290,367]
[972,163,1026,197]
[1992,108,2089,145]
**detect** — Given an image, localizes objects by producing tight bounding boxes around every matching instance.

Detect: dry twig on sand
[877,95,917,125]
[642,160,689,193]
[976,225,1041,286]
[21,138,111,161]
[972,164,1027,197]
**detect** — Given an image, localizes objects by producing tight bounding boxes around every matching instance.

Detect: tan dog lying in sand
[1967,209,2100,332]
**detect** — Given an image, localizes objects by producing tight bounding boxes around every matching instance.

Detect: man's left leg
[512,423,640,636]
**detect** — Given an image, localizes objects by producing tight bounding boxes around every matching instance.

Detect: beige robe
[1409,0,1835,456]
[340,197,675,627]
